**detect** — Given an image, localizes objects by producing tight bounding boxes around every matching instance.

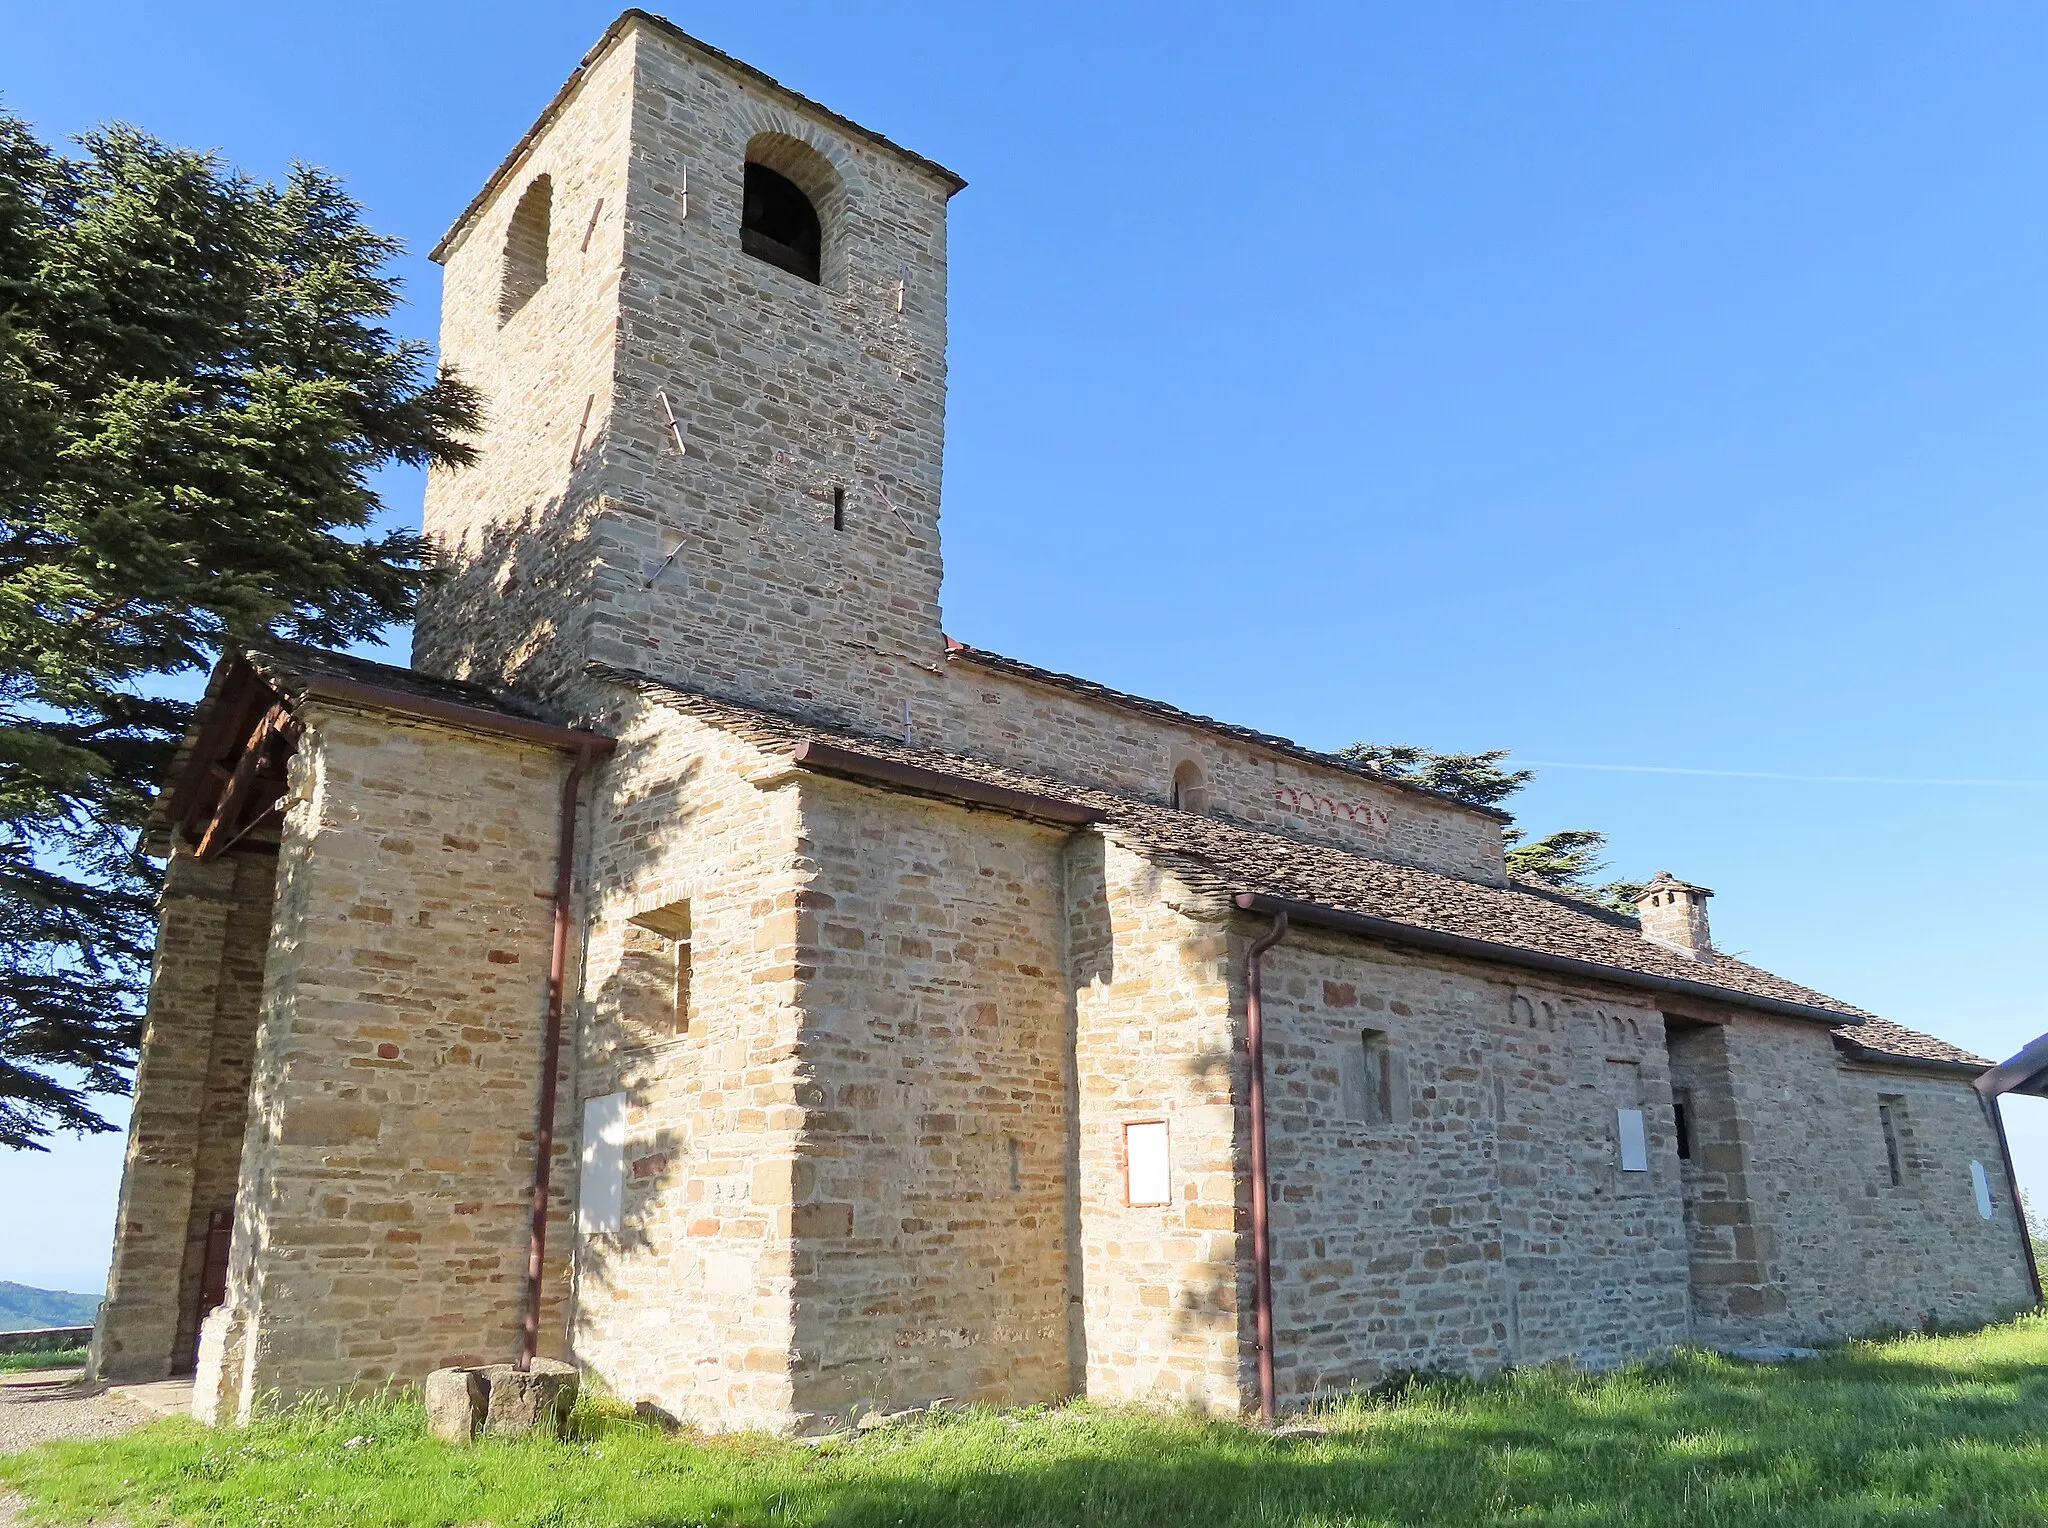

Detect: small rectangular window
[1672,1090,1693,1161]
[1124,1121,1170,1207]
[579,1092,627,1236]
[622,900,692,1041]
[1878,1097,1907,1187]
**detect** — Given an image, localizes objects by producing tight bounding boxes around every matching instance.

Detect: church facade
[92,11,2036,1432]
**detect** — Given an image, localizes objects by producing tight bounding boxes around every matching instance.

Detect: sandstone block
[425,1366,489,1443]
[482,1359,579,1438]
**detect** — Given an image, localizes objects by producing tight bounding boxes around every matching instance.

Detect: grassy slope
[6,1316,2048,1527]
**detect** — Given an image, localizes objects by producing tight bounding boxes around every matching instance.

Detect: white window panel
[579,1092,627,1236]
[1125,1121,1170,1207]
[1971,1159,1996,1221]
[1617,1108,1649,1172]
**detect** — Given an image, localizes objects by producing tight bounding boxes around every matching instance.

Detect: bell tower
[415,12,964,734]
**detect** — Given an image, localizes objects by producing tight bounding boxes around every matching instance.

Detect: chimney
[1635,871,1713,960]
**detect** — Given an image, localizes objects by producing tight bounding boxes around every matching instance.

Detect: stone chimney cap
[1638,870,1712,902]
[1635,870,1714,960]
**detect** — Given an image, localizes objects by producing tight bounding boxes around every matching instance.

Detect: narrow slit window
[1879,1097,1906,1187]
[833,485,845,531]
[1345,1029,1393,1125]
[1124,1120,1170,1206]
[1672,1090,1692,1161]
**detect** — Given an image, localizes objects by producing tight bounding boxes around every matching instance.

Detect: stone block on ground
[481,1359,579,1438]
[425,1367,489,1443]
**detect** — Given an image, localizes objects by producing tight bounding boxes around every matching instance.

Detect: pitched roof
[1832,1017,1989,1074]
[595,664,1994,1070]
[432,9,965,263]
[943,641,1515,822]
[239,641,562,725]
[150,645,603,853]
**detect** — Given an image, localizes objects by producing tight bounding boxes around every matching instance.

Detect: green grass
[7,1317,2048,1526]
[0,1347,86,1373]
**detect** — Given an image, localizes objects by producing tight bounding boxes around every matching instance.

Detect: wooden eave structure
[158,651,611,861]
[160,658,304,860]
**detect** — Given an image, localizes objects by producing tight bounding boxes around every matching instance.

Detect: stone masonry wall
[414,29,637,700]
[786,776,1074,1426]
[1667,1020,1780,1330]
[587,23,958,737]
[941,660,1506,882]
[94,847,277,1382]
[419,15,961,742]
[1696,1014,2033,1345]
[194,704,579,1422]
[1069,841,1247,1413]
[566,698,811,1431]
[171,850,279,1370]
[1252,928,1690,1401]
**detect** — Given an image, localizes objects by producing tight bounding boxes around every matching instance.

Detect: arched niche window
[739,133,842,287]
[500,175,551,322]
[1171,760,1209,813]
[741,161,821,283]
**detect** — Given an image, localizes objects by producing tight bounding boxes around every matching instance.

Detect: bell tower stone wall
[416,16,960,737]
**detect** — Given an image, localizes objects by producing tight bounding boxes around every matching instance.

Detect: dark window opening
[742,162,821,283]
[833,485,845,531]
[1672,1092,1692,1161]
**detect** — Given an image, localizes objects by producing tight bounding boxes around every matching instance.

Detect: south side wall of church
[1705,1015,2034,1346]
[1246,928,1693,1398]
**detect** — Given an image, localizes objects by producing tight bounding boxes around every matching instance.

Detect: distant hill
[0,1282,96,1332]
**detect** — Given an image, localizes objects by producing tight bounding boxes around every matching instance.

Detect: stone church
[92,11,2036,1431]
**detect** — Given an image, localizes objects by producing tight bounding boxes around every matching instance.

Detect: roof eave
[1232,891,1866,1029]
[430,8,966,265]
[787,739,1105,828]
[1832,1037,1989,1081]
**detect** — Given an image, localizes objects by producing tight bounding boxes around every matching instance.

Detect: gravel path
[0,1383,150,1453]
[0,1372,152,1524]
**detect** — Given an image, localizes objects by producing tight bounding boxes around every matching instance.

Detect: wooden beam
[193,703,296,859]
[168,663,276,843]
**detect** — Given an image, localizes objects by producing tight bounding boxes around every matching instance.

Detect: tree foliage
[1343,742,1643,913]
[0,114,477,1148]
[1333,743,1532,809]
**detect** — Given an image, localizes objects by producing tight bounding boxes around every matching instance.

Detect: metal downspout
[517,742,595,1371]
[1242,910,1290,1425]
[1983,1092,2043,1306]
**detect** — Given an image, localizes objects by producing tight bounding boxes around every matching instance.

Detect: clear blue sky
[5,0,2048,1295]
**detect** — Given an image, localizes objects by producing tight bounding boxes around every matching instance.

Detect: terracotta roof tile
[595,663,1987,1075]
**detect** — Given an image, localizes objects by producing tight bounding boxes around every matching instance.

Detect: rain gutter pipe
[1242,910,1290,1426]
[517,738,607,1371]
